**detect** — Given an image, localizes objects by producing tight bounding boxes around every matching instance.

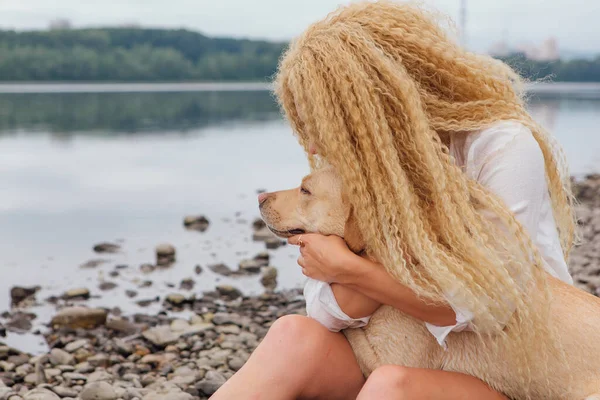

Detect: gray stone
[260,266,278,289]
[238,259,262,274]
[87,370,113,383]
[62,288,90,300]
[183,215,210,232]
[228,356,245,371]
[196,371,226,396]
[80,382,117,400]
[142,326,180,346]
[216,285,242,300]
[49,349,74,366]
[51,386,78,398]
[50,307,107,329]
[22,388,60,400]
[165,294,187,306]
[65,339,88,353]
[92,243,120,254]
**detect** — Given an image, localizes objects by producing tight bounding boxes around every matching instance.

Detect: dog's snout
[258,192,271,207]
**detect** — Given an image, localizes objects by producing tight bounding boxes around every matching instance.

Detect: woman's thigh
[213,315,365,400]
[357,365,509,400]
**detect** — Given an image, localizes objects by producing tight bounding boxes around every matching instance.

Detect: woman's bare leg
[357,365,509,400]
[211,315,365,400]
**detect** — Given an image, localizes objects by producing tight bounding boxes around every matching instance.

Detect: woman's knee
[264,315,332,357]
[359,365,415,399]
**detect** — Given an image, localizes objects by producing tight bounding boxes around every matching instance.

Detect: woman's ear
[344,206,365,254]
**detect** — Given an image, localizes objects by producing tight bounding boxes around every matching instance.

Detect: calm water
[0,83,599,352]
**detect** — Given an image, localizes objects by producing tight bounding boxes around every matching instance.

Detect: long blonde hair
[275,1,575,397]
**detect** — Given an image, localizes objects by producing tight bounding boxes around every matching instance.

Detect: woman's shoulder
[462,120,542,176]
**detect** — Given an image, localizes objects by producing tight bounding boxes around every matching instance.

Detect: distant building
[489,40,511,57]
[488,37,560,61]
[49,18,72,30]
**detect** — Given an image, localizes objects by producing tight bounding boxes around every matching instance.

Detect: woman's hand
[288,234,358,283]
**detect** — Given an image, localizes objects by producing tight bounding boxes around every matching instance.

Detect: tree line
[0,28,599,82]
[0,28,286,81]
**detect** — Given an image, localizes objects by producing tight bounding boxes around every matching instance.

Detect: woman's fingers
[288,233,317,246]
[288,235,301,245]
[297,255,306,267]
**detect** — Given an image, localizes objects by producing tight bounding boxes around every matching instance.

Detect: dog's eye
[300,187,311,195]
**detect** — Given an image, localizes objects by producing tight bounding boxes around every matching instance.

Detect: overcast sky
[1,0,599,54]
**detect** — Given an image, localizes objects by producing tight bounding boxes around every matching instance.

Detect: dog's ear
[344,206,365,254]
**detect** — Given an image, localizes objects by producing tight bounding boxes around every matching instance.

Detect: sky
[1,0,599,55]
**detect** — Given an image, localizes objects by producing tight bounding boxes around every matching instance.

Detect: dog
[259,166,600,400]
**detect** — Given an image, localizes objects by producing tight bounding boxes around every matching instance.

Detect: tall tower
[459,0,467,48]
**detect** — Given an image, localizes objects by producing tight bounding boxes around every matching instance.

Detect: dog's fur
[259,166,600,400]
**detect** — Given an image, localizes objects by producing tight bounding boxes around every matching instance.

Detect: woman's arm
[291,234,456,326]
[337,253,457,327]
[330,283,381,319]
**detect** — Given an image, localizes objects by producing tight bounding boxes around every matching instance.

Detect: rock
[139,264,156,274]
[254,251,270,264]
[93,243,120,254]
[5,312,35,332]
[208,263,234,277]
[252,218,266,231]
[252,227,275,241]
[0,388,13,399]
[183,215,210,232]
[179,278,195,291]
[238,259,262,274]
[64,339,88,353]
[8,354,30,367]
[22,388,60,400]
[106,319,139,335]
[194,265,203,275]
[51,386,78,398]
[155,244,176,266]
[50,307,107,329]
[165,294,187,306]
[142,326,180,347]
[10,286,40,307]
[87,370,112,383]
[265,238,284,249]
[62,288,90,300]
[142,389,192,400]
[125,290,138,298]
[136,297,159,308]
[80,259,109,269]
[228,356,245,371]
[49,348,74,366]
[196,370,226,396]
[87,354,108,368]
[98,282,117,291]
[0,361,15,372]
[216,285,242,300]
[260,266,278,289]
[80,381,117,400]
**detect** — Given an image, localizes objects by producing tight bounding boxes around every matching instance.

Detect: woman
[212,1,575,399]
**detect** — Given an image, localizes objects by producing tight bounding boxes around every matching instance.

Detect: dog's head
[258,167,364,253]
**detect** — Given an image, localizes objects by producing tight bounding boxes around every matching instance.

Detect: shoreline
[0,81,598,96]
[1,176,599,399]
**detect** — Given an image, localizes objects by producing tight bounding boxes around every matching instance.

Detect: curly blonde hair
[274,1,575,397]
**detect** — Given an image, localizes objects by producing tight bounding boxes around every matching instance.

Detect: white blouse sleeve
[426,121,549,348]
[303,278,371,332]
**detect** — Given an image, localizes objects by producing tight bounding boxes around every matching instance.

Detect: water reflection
[0,90,281,135]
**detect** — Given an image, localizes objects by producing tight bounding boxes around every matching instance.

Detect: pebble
[92,243,120,254]
[49,349,74,366]
[50,308,107,330]
[79,382,117,400]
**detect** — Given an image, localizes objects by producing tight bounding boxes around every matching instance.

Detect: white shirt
[303,120,573,348]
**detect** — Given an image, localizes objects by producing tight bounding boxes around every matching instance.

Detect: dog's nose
[258,192,269,206]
